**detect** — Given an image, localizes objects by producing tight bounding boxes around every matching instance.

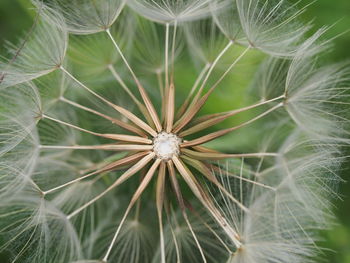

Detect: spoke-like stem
[39,144,153,151]
[167,160,185,209]
[180,95,285,137]
[43,152,150,195]
[157,70,164,102]
[173,46,251,133]
[167,161,207,263]
[209,164,276,191]
[187,204,233,254]
[158,70,167,123]
[165,83,175,132]
[181,103,283,147]
[156,163,166,263]
[164,23,170,92]
[108,65,154,126]
[102,159,161,262]
[107,65,140,104]
[67,152,155,219]
[191,145,220,153]
[172,91,211,133]
[193,41,233,102]
[164,203,181,263]
[182,148,278,160]
[60,96,146,137]
[204,46,251,99]
[181,155,249,213]
[183,211,207,263]
[172,156,242,248]
[176,63,210,119]
[106,29,162,132]
[170,21,178,84]
[60,66,157,136]
[42,114,98,136]
[42,114,150,143]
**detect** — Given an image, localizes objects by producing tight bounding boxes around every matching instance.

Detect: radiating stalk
[60,66,157,136]
[164,203,181,263]
[108,65,155,127]
[67,153,155,219]
[102,159,161,262]
[182,148,278,160]
[173,46,251,132]
[172,156,242,248]
[60,96,146,137]
[167,161,207,263]
[106,29,162,132]
[42,114,150,143]
[181,155,249,213]
[39,144,153,151]
[156,163,166,263]
[157,70,164,99]
[164,23,170,93]
[176,63,210,119]
[181,103,283,147]
[193,40,234,102]
[107,64,140,104]
[188,205,233,254]
[204,46,251,98]
[43,152,150,195]
[172,91,211,133]
[170,21,178,84]
[180,95,285,136]
[209,164,276,191]
[165,83,175,132]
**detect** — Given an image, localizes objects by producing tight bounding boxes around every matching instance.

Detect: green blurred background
[0,0,349,262]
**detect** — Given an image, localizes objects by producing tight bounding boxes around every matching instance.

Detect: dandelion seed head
[0,0,349,262]
[153,132,181,160]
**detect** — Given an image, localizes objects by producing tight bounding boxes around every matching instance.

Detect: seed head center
[153,132,181,160]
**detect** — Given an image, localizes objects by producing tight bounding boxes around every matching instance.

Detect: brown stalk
[42,114,151,143]
[136,84,163,132]
[110,104,157,137]
[172,90,211,133]
[172,156,242,248]
[173,47,251,134]
[181,155,249,212]
[156,162,166,263]
[102,159,162,262]
[67,152,155,219]
[166,160,185,210]
[165,83,175,132]
[108,65,155,127]
[43,151,150,195]
[190,41,234,105]
[100,151,151,173]
[60,66,157,137]
[180,95,285,137]
[191,145,220,153]
[106,29,162,133]
[39,144,153,151]
[102,134,152,144]
[181,103,283,147]
[166,160,207,262]
[175,63,210,119]
[60,97,147,137]
[182,148,277,160]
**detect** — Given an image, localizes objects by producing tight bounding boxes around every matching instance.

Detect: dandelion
[0,0,349,263]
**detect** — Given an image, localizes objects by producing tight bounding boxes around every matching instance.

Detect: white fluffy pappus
[0,3,68,88]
